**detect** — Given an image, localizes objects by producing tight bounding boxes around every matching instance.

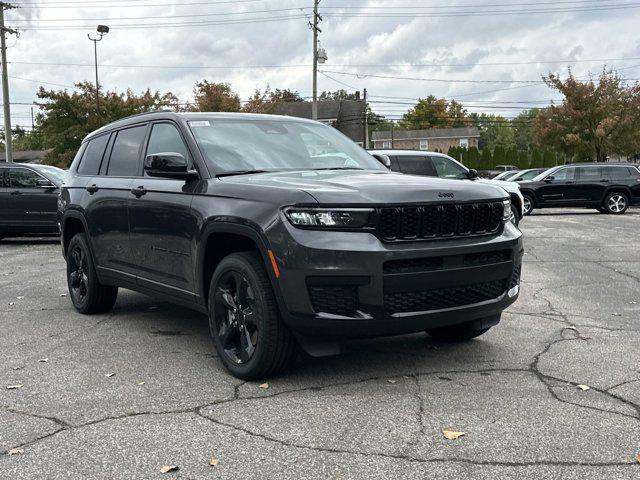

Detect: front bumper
[267,219,523,339]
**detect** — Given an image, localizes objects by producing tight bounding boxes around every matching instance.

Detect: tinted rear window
[395,156,436,176]
[602,166,635,179]
[78,134,110,176]
[107,125,147,177]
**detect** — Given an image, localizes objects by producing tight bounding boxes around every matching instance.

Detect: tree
[517,150,530,170]
[530,149,544,168]
[534,69,640,161]
[479,147,492,170]
[512,109,540,151]
[466,146,480,169]
[506,145,519,166]
[474,113,515,150]
[186,81,240,112]
[401,95,471,130]
[319,89,360,101]
[269,88,304,103]
[34,81,179,167]
[543,149,556,168]
[492,145,506,166]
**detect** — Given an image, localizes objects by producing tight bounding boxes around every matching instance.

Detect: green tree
[512,109,540,151]
[534,69,640,161]
[401,95,471,129]
[505,145,519,166]
[492,145,506,167]
[479,147,492,170]
[543,149,556,168]
[530,149,544,168]
[319,89,361,101]
[474,113,515,150]
[447,145,458,159]
[517,150,530,170]
[466,146,480,169]
[34,81,179,167]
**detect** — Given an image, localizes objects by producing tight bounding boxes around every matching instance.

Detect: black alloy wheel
[68,243,89,305]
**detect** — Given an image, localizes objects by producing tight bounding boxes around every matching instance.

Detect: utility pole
[0,2,17,163]
[30,105,34,129]
[391,122,395,149]
[363,88,368,148]
[311,0,321,120]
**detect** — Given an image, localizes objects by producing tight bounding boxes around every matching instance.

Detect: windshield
[38,166,67,185]
[188,118,386,173]
[515,169,545,181]
[495,171,519,180]
[531,167,557,182]
[432,155,469,179]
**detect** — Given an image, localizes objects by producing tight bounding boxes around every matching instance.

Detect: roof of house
[273,100,366,121]
[371,127,480,141]
[0,149,52,164]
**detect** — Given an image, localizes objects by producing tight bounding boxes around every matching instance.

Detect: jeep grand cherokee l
[519,163,640,215]
[58,112,523,379]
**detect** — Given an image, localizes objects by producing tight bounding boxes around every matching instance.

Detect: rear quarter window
[106,125,147,177]
[77,134,110,176]
[602,166,636,179]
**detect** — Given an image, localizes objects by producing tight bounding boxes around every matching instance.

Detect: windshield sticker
[189,121,210,127]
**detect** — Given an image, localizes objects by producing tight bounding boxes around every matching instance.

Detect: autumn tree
[270,88,304,103]
[185,81,241,112]
[534,69,640,161]
[34,81,179,167]
[401,95,470,130]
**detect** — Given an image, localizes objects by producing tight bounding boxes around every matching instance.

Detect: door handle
[9,190,21,195]
[131,186,147,198]
[85,184,99,194]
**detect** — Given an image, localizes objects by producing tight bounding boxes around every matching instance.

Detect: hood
[220,170,508,205]
[476,178,521,194]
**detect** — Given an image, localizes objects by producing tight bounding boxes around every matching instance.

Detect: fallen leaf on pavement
[39,358,49,363]
[6,385,23,390]
[8,302,14,306]
[12,366,23,371]
[387,379,397,384]
[105,373,115,378]
[442,430,465,440]
[259,383,269,389]
[16,296,24,300]
[138,381,145,386]
[577,384,590,391]
[59,293,67,297]
[630,301,637,305]
[209,456,219,466]
[160,465,179,474]
[7,448,24,456]
[612,312,622,316]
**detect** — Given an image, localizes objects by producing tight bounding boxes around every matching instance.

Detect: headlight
[284,207,373,229]
[502,199,512,222]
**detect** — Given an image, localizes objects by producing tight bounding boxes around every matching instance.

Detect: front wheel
[603,192,629,214]
[66,233,118,314]
[208,251,295,380]
[522,194,534,216]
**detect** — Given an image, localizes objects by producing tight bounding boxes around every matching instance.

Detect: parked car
[0,162,66,240]
[368,150,525,225]
[519,163,640,215]
[493,170,521,181]
[504,168,548,183]
[58,111,523,379]
[485,165,519,178]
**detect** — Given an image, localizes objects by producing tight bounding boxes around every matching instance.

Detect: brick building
[371,127,480,152]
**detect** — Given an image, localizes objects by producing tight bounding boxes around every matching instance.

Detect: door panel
[6,167,59,232]
[537,167,579,205]
[0,169,8,230]
[575,166,603,202]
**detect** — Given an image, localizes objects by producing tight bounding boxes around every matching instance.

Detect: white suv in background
[369,150,525,225]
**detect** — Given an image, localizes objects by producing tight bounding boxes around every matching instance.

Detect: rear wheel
[603,192,628,214]
[427,321,492,342]
[66,233,118,314]
[208,251,295,380]
[522,194,534,216]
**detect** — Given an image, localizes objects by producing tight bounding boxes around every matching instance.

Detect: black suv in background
[0,163,66,239]
[59,112,522,379]
[519,163,640,215]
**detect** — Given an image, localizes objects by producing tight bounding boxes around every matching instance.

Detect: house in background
[273,100,367,146]
[0,149,52,164]
[371,127,480,152]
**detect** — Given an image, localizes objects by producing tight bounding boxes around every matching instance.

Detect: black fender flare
[600,186,632,205]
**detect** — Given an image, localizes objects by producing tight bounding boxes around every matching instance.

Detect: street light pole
[87,25,109,114]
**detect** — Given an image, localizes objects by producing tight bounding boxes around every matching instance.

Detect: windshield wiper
[311,167,366,171]
[216,169,273,177]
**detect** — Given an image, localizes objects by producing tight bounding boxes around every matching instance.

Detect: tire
[522,194,534,216]
[66,233,118,314]
[208,251,295,380]
[603,192,629,215]
[427,321,492,342]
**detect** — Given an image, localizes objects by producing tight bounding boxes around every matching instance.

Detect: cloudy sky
[6,0,640,130]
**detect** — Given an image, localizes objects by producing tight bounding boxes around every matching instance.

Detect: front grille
[308,285,358,316]
[375,201,504,242]
[463,249,511,266]
[384,249,511,275]
[384,279,507,314]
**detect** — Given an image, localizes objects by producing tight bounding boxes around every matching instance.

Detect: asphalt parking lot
[1,209,639,479]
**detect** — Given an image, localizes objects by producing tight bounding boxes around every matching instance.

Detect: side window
[578,166,601,180]
[396,155,436,176]
[78,134,110,176]
[602,166,633,179]
[552,167,576,181]
[106,125,147,177]
[431,156,468,179]
[389,156,402,172]
[146,123,189,161]
[9,168,43,188]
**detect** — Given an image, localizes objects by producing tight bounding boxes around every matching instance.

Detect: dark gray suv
[58,111,523,379]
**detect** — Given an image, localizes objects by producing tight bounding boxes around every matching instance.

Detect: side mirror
[144,153,198,180]
[373,154,391,169]
[544,175,555,183]
[36,178,56,189]
[467,169,479,179]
